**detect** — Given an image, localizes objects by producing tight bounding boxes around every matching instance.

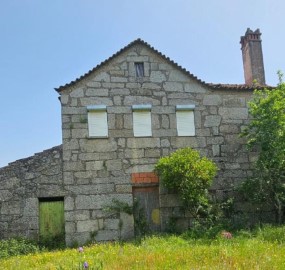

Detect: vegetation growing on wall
[104,198,149,239]
[132,198,149,237]
[155,147,218,220]
[240,72,285,224]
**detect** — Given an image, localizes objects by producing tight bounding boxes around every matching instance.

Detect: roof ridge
[54,38,274,92]
[55,38,208,92]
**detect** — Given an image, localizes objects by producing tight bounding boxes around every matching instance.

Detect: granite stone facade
[0,32,267,245]
[0,146,63,239]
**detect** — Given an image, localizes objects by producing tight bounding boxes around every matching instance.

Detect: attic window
[135,62,144,77]
[176,105,195,136]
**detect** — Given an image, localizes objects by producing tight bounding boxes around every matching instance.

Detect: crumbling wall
[0,146,63,240]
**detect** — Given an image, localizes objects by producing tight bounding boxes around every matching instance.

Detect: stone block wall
[60,43,256,242]
[0,41,266,244]
[0,146,63,240]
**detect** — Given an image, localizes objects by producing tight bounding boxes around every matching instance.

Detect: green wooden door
[39,200,65,247]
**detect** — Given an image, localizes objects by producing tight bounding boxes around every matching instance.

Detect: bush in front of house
[0,237,40,259]
[155,147,218,221]
[240,74,285,224]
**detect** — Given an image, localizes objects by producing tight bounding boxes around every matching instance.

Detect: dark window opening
[39,197,64,202]
[135,62,144,77]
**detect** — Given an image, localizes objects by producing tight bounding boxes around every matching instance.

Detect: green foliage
[104,199,133,215]
[4,227,285,269]
[104,198,150,238]
[79,117,88,123]
[255,224,285,244]
[182,221,226,240]
[240,78,285,223]
[0,237,40,259]
[104,199,133,240]
[181,198,236,240]
[38,233,65,250]
[155,147,217,218]
[133,198,149,237]
[165,216,179,234]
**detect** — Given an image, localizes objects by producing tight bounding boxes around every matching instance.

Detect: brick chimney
[240,28,266,85]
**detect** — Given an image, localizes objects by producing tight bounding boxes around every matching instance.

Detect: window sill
[177,135,196,137]
[87,136,109,139]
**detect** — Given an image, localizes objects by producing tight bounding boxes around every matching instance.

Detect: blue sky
[1,0,285,167]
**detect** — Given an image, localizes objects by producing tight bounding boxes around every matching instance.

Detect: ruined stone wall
[60,43,255,243]
[0,146,63,239]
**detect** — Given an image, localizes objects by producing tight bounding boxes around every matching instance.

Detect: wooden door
[39,199,65,246]
[133,186,160,235]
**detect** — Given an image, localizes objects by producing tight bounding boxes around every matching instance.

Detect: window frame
[87,105,108,138]
[134,62,144,78]
[176,104,196,136]
[132,104,152,137]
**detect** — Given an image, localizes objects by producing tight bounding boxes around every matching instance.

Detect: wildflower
[78,247,84,252]
[83,261,89,268]
[221,231,232,239]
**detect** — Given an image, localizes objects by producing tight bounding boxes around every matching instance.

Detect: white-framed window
[135,62,144,78]
[87,105,108,138]
[132,104,152,137]
[176,105,195,136]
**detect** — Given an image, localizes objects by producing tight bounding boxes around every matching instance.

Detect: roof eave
[54,38,276,93]
[54,38,208,93]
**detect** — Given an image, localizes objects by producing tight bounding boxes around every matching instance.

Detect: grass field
[1,226,285,269]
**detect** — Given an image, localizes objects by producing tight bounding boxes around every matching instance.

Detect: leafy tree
[154,147,217,219]
[240,72,285,223]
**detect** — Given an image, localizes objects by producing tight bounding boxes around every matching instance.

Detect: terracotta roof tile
[207,83,273,90]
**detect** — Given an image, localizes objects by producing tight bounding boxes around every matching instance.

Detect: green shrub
[240,77,285,224]
[181,216,234,240]
[155,147,217,218]
[0,238,40,259]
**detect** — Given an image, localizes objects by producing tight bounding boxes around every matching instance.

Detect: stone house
[0,29,269,245]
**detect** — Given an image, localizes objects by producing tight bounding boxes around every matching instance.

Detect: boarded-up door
[39,198,65,245]
[133,186,160,235]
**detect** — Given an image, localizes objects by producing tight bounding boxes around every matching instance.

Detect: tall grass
[0,238,40,259]
[1,225,285,269]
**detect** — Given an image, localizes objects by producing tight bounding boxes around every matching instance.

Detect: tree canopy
[241,74,285,223]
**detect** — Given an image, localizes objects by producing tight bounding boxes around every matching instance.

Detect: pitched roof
[55,38,271,93]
